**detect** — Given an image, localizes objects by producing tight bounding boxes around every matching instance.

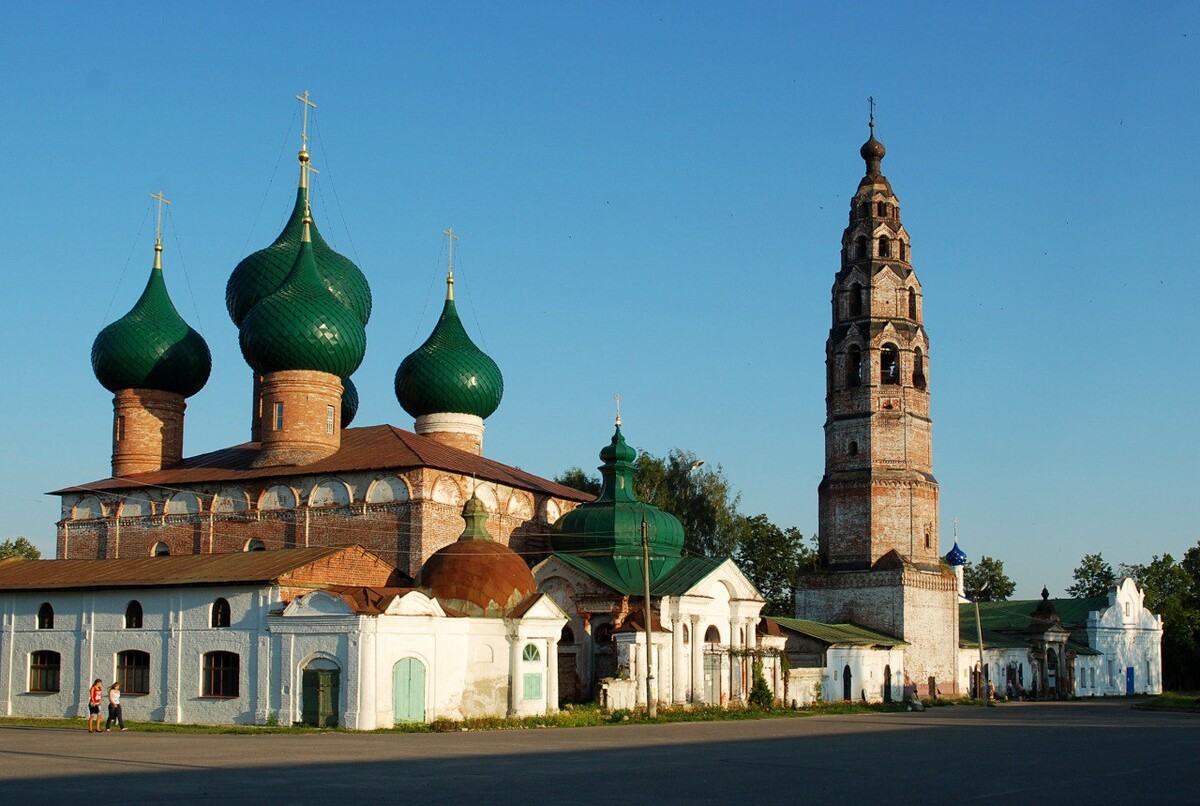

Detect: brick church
[794,117,960,697]
[53,119,589,579]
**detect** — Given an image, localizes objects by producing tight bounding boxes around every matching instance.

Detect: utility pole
[642,514,656,718]
[972,580,990,706]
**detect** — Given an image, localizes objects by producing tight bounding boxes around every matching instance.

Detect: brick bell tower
[796,112,959,698]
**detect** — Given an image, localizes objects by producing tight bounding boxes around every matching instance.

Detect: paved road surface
[0,701,1194,804]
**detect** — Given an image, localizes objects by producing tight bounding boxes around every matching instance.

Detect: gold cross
[444,226,459,273]
[614,394,622,427]
[295,90,318,150]
[150,190,171,242]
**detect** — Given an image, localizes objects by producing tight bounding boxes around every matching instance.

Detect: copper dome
[418,493,536,617]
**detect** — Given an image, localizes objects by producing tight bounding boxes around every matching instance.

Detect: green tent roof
[92,250,211,398]
[963,595,1108,632]
[552,425,686,590]
[770,617,906,647]
[552,552,724,598]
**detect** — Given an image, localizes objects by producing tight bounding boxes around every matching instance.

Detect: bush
[748,658,773,709]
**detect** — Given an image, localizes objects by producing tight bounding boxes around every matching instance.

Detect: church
[0,98,1164,726]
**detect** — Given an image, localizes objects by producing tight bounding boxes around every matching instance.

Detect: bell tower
[797,112,959,698]
[819,114,937,568]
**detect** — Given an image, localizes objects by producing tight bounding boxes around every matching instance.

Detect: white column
[507,635,521,716]
[671,616,686,704]
[690,617,703,703]
[546,637,559,712]
[635,637,647,706]
[358,626,377,730]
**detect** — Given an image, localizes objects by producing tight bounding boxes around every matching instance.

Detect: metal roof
[50,424,592,502]
[552,553,724,598]
[0,546,366,592]
[768,617,907,647]
[963,596,1109,632]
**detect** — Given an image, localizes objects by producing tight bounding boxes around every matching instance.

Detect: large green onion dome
[552,423,685,572]
[341,376,359,427]
[394,279,503,419]
[92,243,211,398]
[239,217,366,378]
[226,186,372,329]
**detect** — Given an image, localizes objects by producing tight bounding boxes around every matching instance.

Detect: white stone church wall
[824,646,904,703]
[1088,579,1163,696]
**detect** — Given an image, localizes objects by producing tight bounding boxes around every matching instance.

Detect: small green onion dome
[91,248,211,398]
[341,376,359,427]
[553,424,685,563]
[239,220,367,378]
[226,188,372,329]
[394,284,503,419]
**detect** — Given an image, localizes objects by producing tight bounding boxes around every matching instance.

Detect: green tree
[748,657,774,709]
[962,556,1015,601]
[732,514,815,615]
[0,537,41,560]
[554,467,601,496]
[633,449,741,558]
[1067,553,1116,598]
[1134,549,1200,690]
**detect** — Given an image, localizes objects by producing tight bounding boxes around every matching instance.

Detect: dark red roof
[0,546,381,592]
[50,423,593,502]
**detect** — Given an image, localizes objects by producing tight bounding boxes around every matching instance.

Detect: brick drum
[255,370,343,467]
[111,389,186,477]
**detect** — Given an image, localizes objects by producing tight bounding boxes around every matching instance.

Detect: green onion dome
[394,282,503,419]
[552,424,685,564]
[226,187,371,329]
[341,376,359,427]
[239,219,366,378]
[91,245,211,398]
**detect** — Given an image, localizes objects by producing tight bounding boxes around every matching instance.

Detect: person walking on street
[105,682,126,732]
[87,679,103,733]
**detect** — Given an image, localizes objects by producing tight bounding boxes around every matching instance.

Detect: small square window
[273,402,284,432]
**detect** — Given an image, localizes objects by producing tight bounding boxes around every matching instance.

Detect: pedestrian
[105,682,126,732]
[87,679,103,733]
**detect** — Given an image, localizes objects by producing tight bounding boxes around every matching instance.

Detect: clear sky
[2,1,1197,598]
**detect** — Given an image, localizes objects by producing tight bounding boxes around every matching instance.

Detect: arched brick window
[913,348,927,390]
[877,201,887,217]
[899,240,907,261]
[854,235,867,259]
[849,283,863,317]
[878,236,891,257]
[848,440,859,457]
[151,542,170,557]
[880,344,900,385]
[908,288,917,319]
[211,598,231,629]
[124,600,143,629]
[704,626,721,643]
[846,346,863,388]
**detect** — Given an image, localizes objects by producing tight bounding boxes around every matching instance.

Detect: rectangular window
[117,650,151,695]
[115,415,126,442]
[326,404,335,434]
[273,402,284,432]
[202,651,240,698]
[522,672,543,701]
[29,651,61,693]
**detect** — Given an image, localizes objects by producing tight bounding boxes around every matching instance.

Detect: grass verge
[0,701,912,735]
[1135,692,1200,712]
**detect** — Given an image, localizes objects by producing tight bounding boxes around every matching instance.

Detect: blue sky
[2,2,1197,597]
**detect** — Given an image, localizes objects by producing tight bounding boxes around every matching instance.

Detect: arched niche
[212,488,250,514]
[72,496,105,520]
[541,499,561,525]
[164,492,202,516]
[366,476,410,504]
[506,492,533,520]
[473,484,498,514]
[431,477,461,506]
[258,485,297,512]
[119,497,152,518]
[308,478,351,508]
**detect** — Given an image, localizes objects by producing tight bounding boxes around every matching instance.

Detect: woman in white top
[105,682,126,732]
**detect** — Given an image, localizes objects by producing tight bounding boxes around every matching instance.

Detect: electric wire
[99,202,152,327]
[164,205,206,336]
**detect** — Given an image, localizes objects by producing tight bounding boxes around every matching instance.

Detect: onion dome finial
[225,93,371,329]
[92,198,211,398]
[238,209,367,378]
[944,542,968,567]
[394,232,503,420]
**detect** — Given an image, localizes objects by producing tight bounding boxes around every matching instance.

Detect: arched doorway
[393,658,426,723]
[1046,649,1059,697]
[703,626,722,704]
[301,658,340,727]
[843,664,853,701]
[883,665,892,703]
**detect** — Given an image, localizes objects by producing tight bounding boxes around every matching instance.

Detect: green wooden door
[393,658,426,723]
[301,669,319,725]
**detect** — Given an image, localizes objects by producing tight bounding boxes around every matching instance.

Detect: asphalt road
[0,701,1194,804]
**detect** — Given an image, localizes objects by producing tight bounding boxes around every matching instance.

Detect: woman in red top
[87,679,103,733]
